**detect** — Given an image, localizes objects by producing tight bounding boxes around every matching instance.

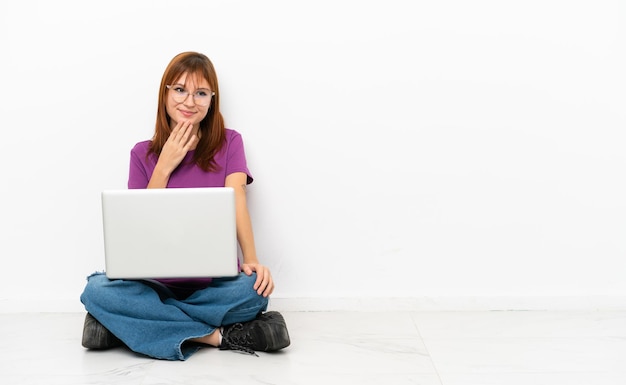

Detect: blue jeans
[80,272,269,360]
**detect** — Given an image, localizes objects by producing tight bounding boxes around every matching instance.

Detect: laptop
[101,187,239,279]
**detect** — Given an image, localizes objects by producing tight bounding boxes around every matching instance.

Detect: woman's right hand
[147,121,198,188]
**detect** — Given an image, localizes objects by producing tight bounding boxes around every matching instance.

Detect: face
[165,72,213,129]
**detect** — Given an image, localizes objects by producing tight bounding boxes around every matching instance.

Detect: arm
[225,171,274,297]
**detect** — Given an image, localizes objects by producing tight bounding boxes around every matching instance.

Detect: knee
[227,273,269,307]
[241,273,270,309]
[240,273,269,298]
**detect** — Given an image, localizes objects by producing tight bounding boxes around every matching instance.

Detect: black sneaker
[81,313,123,349]
[220,311,290,356]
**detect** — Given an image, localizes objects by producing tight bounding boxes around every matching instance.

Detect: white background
[1,0,624,311]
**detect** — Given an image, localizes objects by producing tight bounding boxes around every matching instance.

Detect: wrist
[147,166,171,188]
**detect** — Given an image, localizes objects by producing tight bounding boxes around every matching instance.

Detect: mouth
[179,109,195,118]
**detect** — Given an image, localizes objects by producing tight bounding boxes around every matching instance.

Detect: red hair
[148,52,225,172]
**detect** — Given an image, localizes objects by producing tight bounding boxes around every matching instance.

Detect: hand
[241,263,274,297]
[156,121,198,174]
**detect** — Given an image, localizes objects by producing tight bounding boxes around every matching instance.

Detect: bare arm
[225,172,274,297]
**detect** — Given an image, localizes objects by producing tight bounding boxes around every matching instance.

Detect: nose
[183,93,197,106]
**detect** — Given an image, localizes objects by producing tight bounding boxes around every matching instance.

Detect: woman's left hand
[241,263,274,298]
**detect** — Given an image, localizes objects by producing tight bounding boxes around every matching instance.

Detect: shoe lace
[221,324,259,357]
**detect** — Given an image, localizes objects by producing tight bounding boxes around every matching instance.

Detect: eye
[196,90,210,97]
[173,86,187,93]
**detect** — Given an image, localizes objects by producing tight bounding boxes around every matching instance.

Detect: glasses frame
[166,84,215,106]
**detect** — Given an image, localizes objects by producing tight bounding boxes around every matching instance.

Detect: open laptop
[101,187,238,279]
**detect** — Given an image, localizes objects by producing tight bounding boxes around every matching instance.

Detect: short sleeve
[128,141,153,189]
[225,130,254,184]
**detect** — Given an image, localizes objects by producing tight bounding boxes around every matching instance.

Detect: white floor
[1,310,626,384]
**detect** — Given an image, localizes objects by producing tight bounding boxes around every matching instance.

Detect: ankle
[191,329,221,347]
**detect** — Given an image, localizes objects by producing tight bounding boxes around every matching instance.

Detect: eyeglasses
[166,84,215,106]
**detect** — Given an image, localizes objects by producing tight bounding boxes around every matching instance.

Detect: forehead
[173,72,211,89]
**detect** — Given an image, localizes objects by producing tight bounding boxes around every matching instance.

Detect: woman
[80,52,290,360]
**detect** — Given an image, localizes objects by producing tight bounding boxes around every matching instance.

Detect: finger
[254,275,261,291]
[263,280,274,297]
[255,275,264,293]
[169,120,185,139]
[181,121,193,137]
[260,276,274,297]
[170,121,190,143]
[256,270,272,296]
[242,264,253,276]
[253,266,265,290]
[256,276,268,296]
[183,134,198,151]
[182,123,198,148]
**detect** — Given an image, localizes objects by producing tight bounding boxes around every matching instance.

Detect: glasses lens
[168,86,189,102]
[193,91,211,106]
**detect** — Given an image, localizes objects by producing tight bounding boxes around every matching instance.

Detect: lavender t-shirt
[127,129,252,296]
